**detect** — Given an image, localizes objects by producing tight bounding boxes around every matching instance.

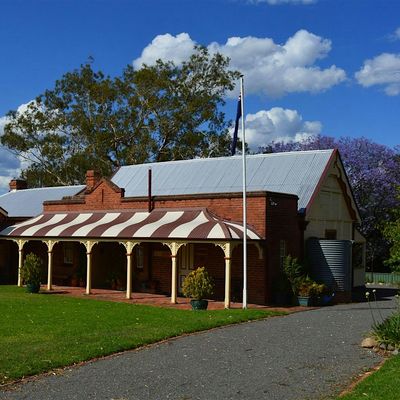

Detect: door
[178,244,194,293]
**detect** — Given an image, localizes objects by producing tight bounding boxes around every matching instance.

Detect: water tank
[306,239,352,292]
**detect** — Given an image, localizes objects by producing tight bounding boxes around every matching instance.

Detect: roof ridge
[1,184,85,195]
[117,149,335,169]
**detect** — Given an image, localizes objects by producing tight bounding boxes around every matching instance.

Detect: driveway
[0,291,396,400]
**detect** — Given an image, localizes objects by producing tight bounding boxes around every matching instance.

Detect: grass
[338,293,400,400]
[0,286,283,384]
[337,355,400,400]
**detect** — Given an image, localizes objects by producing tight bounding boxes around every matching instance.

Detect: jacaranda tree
[261,135,400,271]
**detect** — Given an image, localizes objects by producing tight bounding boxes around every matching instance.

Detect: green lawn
[0,286,282,384]
[337,355,400,400]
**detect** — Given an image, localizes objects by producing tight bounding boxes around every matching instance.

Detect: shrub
[372,313,400,349]
[282,255,304,294]
[296,277,326,297]
[182,267,214,300]
[20,253,42,286]
[369,293,400,349]
[297,277,314,297]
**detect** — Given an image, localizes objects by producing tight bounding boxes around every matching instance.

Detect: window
[136,246,144,269]
[279,240,287,268]
[178,244,194,270]
[63,242,74,264]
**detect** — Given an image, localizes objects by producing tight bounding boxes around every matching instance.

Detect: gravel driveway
[1,292,396,400]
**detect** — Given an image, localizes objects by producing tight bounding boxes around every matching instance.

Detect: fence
[365,272,400,285]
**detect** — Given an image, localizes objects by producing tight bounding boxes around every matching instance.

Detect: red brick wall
[155,196,267,238]
[41,179,303,305]
[0,240,18,284]
[265,194,303,301]
[44,184,268,238]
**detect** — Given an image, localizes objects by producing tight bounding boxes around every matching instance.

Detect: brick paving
[41,285,309,313]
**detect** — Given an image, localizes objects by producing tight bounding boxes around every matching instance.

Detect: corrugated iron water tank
[306,239,352,292]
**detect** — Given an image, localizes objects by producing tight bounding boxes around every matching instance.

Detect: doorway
[178,244,194,293]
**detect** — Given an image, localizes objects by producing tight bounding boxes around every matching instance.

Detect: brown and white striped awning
[0,208,262,240]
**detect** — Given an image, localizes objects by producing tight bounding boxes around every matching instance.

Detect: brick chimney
[86,170,100,191]
[9,178,27,191]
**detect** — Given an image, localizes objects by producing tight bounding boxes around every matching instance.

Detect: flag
[230,94,242,156]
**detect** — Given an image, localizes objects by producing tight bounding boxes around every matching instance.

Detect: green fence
[365,272,400,284]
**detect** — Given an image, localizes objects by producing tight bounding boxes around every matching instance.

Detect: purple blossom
[262,135,400,269]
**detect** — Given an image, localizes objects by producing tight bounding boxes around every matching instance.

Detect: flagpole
[240,76,248,309]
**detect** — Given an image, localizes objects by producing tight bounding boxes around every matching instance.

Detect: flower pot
[297,296,311,307]
[321,294,334,305]
[190,299,208,310]
[26,283,40,293]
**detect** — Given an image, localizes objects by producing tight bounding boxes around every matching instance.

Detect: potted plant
[182,267,214,310]
[311,283,334,305]
[107,271,124,290]
[296,277,328,306]
[296,277,315,306]
[20,253,42,293]
[282,255,304,303]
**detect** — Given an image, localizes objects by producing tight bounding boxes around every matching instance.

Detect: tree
[2,47,240,186]
[261,135,400,271]
[383,190,400,273]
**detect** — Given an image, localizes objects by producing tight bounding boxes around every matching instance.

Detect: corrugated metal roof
[0,185,85,218]
[0,209,262,240]
[0,150,334,218]
[112,150,334,211]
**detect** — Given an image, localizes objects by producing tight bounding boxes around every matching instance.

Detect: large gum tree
[2,47,240,187]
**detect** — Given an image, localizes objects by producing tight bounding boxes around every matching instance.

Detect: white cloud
[240,107,322,150]
[389,27,400,41]
[251,0,316,4]
[355,53,400,96]
[0,108,24,195]
[133,30,346,97]
[133,33,195,69]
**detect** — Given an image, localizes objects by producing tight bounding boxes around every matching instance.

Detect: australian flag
[231,94,242,156]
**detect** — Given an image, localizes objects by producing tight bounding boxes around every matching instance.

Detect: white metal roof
[0,150,335,219]
[112,150,335,211]
[0,185,85,218]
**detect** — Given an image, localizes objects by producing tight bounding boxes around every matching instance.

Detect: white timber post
[16,239,26,287]
[45,240,58,291]
[163,242,185,304]
[120,241,139,299]
[224,243,232,309]
[216,242,233,309]
[81,240,97,295]
[171,252,178,304]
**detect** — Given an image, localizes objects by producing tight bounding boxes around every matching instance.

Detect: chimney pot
[86,170,100,190]
[9,179,27,191]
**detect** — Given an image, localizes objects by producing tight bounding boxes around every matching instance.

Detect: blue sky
[0,0,399,192]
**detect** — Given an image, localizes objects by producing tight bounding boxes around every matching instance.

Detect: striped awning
[0,208,262,240]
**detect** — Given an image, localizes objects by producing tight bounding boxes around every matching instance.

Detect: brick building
[0,149,365,306]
